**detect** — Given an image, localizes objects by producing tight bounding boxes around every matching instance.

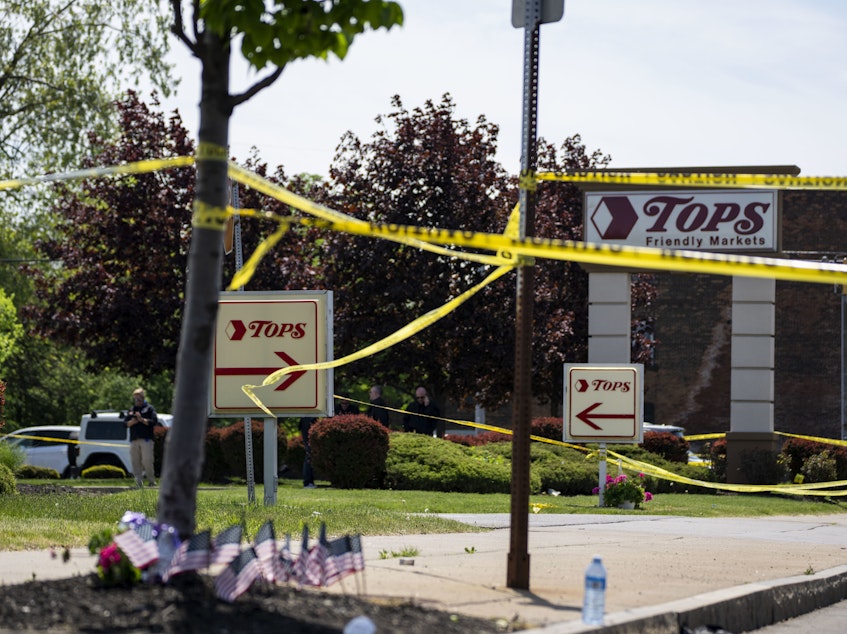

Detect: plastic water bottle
[582,555,606,625]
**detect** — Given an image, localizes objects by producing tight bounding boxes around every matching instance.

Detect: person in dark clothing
[335,398,359,416]
[124,387,160,487]
[402,386,443,438]
[299,417,316,488]
[367,385,390,429]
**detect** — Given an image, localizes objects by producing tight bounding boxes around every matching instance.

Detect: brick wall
[645,190,847,438]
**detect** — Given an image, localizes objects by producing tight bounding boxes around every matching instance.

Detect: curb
[522,564,847,633]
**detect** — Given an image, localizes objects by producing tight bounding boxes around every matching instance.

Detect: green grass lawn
[2,478,845,550]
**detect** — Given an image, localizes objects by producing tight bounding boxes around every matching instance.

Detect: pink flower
[98,543,121,570]
[592,486,600,494]
[613,474,628,485]
[644,492,653,502]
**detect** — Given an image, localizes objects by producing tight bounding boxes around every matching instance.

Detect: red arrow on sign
[576,402,635,430]
[215,351,307,391]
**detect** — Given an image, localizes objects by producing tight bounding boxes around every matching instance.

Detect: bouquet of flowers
[595,472,653,509]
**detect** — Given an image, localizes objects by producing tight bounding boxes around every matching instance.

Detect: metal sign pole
[232,183,256,504]
[507,0,541,591]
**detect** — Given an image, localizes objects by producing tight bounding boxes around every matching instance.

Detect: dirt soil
[3,485,510,633]
[0,574,509,633]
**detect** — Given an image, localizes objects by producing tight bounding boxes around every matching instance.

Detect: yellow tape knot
[519,171,538,192]
[196,142,228,161]
[192,201,232,231]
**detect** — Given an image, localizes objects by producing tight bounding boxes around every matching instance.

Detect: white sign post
[564,364,643,507]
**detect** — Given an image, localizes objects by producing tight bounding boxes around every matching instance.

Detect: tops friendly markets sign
[210,291,333,417]
[584,189,779,253]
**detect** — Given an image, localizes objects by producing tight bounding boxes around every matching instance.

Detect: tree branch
[229,66,284,108]
[170,0,200,56]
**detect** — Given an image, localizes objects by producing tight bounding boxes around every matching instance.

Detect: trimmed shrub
[445,431,510,447]
[82,464,127,479]
[0,439,24,473]
[531,417,564,442]
[0,463,16,494]
[801,450,837,483]
[201,426,229,483]
[641,431,689,463]
[310,415,389,489]
[213,420,288,484]
[780,438,847,481]
[15,465,61,480]
[530,445,599,495]
[386,433,533,493]
[710,438,727,482]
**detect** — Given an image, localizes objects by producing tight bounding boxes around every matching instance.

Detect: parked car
[642,422,709,465]
[0,425,80,477]
[78,410,173,474]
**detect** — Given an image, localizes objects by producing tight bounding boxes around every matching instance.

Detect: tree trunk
[157,30,231,538]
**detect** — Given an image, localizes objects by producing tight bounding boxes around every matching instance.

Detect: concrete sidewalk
[3,513,847,632]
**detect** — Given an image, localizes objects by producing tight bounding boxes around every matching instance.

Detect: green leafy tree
[162,0,403,537]
[0,0,173,174]
[0,288,22,369]
[26,91,195,377]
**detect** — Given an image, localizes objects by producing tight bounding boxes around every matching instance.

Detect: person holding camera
[124,387,159,487]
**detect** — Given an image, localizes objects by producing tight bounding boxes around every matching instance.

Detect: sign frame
[210,290,333,418]
[564,363,643,443]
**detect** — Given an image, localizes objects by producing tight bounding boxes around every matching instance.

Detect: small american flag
[292,525,310,585]
[163,530,211,581]
[276,533,295,583]
[211,525,243,566]
[304,524,329,587]
[350,533,365,572]
[323,534,353,587]
[113,522,158,569]
[252,521,279,582]
[215,548,261,602]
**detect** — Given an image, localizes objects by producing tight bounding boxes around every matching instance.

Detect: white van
[78,411,173,474]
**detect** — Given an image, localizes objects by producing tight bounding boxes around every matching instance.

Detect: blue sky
[163,0,847,177]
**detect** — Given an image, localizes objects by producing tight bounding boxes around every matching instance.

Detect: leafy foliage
[641,431,689,463]
[27,91,195,376]
[385,433,521,494]
[0,289,23,369]
[780,437,847,481]
[203,420,288,484]
[0,438,23,472]
[81,464,127,479]
[14,465,60,480]
[199,0,404,71]
[0,463,16,495]
[0,0,173,174]
[310,414,389,488]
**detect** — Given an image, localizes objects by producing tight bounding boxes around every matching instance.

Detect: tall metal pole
[507,0,541,590]
[232,183,257,505]
[842,261,846,441]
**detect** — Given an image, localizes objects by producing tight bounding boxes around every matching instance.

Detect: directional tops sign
[564,364,643,443]
[210,291,333,417]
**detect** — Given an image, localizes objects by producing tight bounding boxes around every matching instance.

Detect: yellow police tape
[7,157,847,450]
[240,262,516,416]
[0,156,194,192]
[537,171,847,191]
